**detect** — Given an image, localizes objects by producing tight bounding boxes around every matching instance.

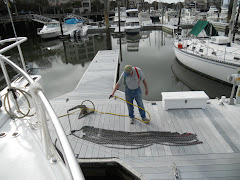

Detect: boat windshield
[46,23,59,28]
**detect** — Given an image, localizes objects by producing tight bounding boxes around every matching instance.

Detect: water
[0,30,232,100]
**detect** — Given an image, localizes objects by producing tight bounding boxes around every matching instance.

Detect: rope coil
[1,87,34,118]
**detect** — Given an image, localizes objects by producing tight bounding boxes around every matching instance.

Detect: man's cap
[124,65,132,74]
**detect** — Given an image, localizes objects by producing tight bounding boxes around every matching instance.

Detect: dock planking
[50,50,240,179]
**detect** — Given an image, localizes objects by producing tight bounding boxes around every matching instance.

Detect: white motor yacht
[181,8,200,25]
[125,9,140,34]
[207,5,219,23]
[112,7,127,33]
[62,18,87,38]
[1,4,85,178]
[138,11,153,26]
[37,21,61,39]
[0,37,85,180]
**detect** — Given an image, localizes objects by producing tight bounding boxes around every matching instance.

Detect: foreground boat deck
[50,50,240,179]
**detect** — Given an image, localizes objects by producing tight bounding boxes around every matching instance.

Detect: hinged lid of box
[161,91,209,100]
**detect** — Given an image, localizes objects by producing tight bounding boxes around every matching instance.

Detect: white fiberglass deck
[50,50,240,180]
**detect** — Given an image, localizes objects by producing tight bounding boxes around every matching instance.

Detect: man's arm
[143,79,148,96]
[110,83,120,97]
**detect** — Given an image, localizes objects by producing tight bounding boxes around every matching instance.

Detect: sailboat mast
[227,0,238,46]
[233,1,240,42]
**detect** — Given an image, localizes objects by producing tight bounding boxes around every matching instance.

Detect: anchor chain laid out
[71,126,203,149]
[63,99,202,149]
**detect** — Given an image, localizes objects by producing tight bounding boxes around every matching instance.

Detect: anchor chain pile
[72,126,203,149]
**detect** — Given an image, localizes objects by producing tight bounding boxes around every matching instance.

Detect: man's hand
[109,94,114,99]
[145,89,148,96]
[143,79,148,96]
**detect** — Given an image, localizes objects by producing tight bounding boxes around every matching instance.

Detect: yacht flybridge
[0,37,84,180]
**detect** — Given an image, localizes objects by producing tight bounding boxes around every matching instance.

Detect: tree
[61,2,73,14]
[91,0,104,12]
[110,1,117,11]
[72,1,82,8]
[0,1,8,15]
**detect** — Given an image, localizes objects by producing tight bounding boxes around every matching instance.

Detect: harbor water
[0,30,232,101]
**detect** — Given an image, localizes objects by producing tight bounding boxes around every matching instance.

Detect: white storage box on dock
[161,91,209,110]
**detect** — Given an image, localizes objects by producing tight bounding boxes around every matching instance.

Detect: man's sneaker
[130,118,134,124]
[142,118,149,123]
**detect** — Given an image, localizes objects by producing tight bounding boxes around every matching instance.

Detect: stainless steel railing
[0,37,85,180]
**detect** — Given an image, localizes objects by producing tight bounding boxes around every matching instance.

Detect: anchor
[67,100,95,134]
[67,100,95,119]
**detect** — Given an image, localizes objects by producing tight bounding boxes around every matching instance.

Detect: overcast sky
[145,0,183,3]
[146,0,228,4]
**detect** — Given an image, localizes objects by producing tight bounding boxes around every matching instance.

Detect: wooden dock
[50,50,240,180]
[162,24,180,35]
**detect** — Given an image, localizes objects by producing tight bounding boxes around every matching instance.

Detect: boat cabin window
[126,22,139,26]
[46,23,59,28]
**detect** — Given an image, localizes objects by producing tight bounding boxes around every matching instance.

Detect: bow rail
[0,37,84,180]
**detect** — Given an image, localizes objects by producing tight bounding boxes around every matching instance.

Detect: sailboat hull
[173,44,238,85]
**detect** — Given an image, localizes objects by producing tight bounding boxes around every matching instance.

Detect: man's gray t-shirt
[117,67,145,90]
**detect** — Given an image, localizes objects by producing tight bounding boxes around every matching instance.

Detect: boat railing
[176,36,240,64]
[0,37,84,180]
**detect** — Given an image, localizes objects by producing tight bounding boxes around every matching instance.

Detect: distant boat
[206,5,219,22]
[125,9,140,34]
[173,20,240,85]
[37,21,61,39]
[138,12,153,27]
[112,7,127,33]
[37,18,87,39]
[62,18,87,38]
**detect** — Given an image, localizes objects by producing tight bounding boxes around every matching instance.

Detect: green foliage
[0,1,7,15]
[0,0,68,15]
[61,2,73,13]
[72,1,82,8]
[110,1,117,11]
[91,0,104,12]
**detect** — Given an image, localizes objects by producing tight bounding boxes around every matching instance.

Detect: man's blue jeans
[125,86,146,119]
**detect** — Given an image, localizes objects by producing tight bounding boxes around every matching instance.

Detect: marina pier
[49,50,240,180]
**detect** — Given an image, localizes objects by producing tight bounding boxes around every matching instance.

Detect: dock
[50,50,240,180]
[212,22,228,32]
[162,24,180,35]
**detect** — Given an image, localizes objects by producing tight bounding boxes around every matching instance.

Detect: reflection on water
[0,30,232,100]
[171,59,232,99]
[62,37,95,65]
[36,34,110,99]
[126,34,141,52]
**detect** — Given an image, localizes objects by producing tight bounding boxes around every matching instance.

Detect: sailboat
[173,0,240,85]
